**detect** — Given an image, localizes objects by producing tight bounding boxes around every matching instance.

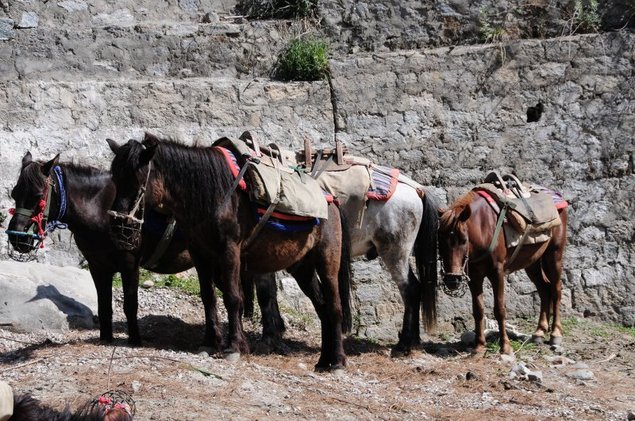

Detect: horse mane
[151,137,234,220]
[439,190,478,231]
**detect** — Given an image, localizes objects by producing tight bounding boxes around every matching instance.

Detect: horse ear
[22,151,33,168]
[458,205,472,222]
[106,138,120,154]
[140,141,158,166]
[143,132,160,148]
[41,154,60,176]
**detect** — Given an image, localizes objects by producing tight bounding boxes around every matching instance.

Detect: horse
[106,134,352,371]
[438,190,567,354]
[5,152,284,347]
[252,164,440,355]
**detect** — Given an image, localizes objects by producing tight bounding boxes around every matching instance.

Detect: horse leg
[542,248,565,345]
[525,262,550,344]
[254,273,285,351]
[190,251,223,352]
[87,263,115,343]
[468,276,486,354]
[218,244,249,357]
[241,269,255,319]
[289,256,345,372]
[119,255,141,346]
[380,248,421,356]
[490,270,513,355]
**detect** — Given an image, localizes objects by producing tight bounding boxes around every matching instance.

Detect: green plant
[479,7,507,43]
[0,210,6,227]
[154,274,201,296]
[573,0,601,33]
[274,38,329,81]
[236,0,317,19]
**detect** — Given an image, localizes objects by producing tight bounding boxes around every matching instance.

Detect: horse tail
[416,191,439,332]
[338,207,353,334]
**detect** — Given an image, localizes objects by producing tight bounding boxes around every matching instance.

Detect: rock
[566,369,594,381]
[17,13,39,29]
[627,411,635,420]
[142,280,155,289]
[510,362,542,382]
[0,260,97,332]
[0,19,15,41]
[500,354,516,364]
[465,371,478,381]
[57,1,88,12]
[202,12,219,23]
[460,330,475,345]
[131,381,142,393]
[544,355,575,366]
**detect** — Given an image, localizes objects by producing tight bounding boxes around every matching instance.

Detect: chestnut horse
[107,135,351,371]
[6,152,283,348]
[438,191,567,354]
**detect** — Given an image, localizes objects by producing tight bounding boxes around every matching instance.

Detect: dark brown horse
[438,191,567,354]
[6,152,284,348]
[107,135,352,371]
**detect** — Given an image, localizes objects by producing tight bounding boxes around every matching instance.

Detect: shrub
[274,38,329,81]
[236,0,318,19]
[574,0,601,33]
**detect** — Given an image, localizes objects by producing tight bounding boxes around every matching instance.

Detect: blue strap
[45,166,68,233]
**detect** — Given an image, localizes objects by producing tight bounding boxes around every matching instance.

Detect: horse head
[6,152,59,258]
[106,134,160,251]
[438,200,472,294]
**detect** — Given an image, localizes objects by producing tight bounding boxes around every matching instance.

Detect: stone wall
[1,1,634,342]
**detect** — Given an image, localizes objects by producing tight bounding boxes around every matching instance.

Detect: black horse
[6,152,283,348]
[107,135,352,371]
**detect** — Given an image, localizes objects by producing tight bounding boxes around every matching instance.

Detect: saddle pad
[367,166,400,201]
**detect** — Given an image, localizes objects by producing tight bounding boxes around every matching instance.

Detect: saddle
[475,170,562,233]
[296,139,426,227]
[212,131,329,219]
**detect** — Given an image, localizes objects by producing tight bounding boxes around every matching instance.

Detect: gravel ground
[1,286,634,420]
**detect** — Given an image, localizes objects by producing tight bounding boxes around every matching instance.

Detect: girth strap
[472,203,508,263]
[141,218,177,270]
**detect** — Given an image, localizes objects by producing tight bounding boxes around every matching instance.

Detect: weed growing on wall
[274,38,329,81]
[0,210,6,227]
[236,0,317,19]
[573,0,601,33]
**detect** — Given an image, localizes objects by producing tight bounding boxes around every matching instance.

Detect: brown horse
[438,190,567,354]
[106,134,351,371]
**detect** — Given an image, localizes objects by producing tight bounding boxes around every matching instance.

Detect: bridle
[107,161,152,251]
[439,240,470,298]
[5,165,68,262]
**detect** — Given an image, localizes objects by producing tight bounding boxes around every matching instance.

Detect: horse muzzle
[442,274,466,291]
[108,210,143,251]
[6,230,43,261]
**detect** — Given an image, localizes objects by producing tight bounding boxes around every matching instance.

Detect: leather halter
[6,165,68,261]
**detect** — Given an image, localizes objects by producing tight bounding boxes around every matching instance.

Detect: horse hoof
[530,335,544,345]
[549,336,563,346]
[391,346,411,358]
[223,351,241,362]
[197,346,215,356]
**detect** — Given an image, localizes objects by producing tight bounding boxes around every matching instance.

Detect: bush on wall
[273,38,329,81]
[236,0,318,19]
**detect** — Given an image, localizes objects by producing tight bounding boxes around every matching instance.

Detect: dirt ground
[1,286,634,420]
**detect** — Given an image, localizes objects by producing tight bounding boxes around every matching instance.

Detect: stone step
[2,19,308,81]
[2,0,237,30]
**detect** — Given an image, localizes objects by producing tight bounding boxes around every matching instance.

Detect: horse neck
[152,146,232,222]
[60,164,113,231]
[466,195,499,257]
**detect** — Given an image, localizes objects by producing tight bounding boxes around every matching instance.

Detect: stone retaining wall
[1,1,633,341]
